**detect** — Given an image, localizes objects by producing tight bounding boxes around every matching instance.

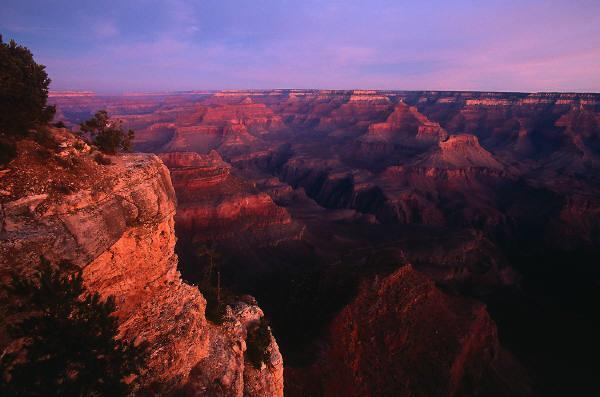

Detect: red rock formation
[202,98,284,135]
[266,91,349,130]
[288,265,508,397]
[416,134,503,170]
[363,102,448,146]
[159,98,284,154]
[0,129,283,397]
[181,302,283,397]
[554,108,600,168]
[316,91,393,134]
[159,151,301,247]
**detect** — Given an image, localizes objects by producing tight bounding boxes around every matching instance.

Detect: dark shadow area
[485,250,600,396]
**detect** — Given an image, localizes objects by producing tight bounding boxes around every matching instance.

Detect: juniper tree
[80,110,134,154]
[0,36,55,136]
[0,257,147,397]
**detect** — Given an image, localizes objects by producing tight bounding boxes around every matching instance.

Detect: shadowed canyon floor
[50,90,600,396]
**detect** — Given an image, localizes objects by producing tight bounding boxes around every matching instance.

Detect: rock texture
[363,102,448,146]
[181,302,283,397]
[417,134,503,170]
[158,151,302,248]
[287,265,523,397]
[0,129,283,397]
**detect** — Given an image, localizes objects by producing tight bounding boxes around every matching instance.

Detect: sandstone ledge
[0,136,283,396]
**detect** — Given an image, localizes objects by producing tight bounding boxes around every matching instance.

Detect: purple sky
[2,0,600,93]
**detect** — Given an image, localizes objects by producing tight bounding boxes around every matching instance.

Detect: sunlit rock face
[158,151,302,250]
[0,129,283,397]
[315,91,393,135]
[362,102,448,146]
[161,99,284,155]
[182,301,284,397]
[416,134,503,170]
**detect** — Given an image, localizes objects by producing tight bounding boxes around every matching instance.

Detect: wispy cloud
[7,0,598,92]
[92,19,119,39]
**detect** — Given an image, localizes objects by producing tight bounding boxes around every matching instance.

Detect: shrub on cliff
[80,110,134,154]
[246,317,272,369]
[0,257,148,397]
[194,244,230,323]
[0,35,55,136]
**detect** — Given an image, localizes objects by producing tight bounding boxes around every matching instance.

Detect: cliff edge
[0,128,283,396]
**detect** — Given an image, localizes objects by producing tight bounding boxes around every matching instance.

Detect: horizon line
[49,89,600,97]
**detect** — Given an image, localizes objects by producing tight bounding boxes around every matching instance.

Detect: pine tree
[0,257,147,397]
[79,110,134,154]
[0,35,55,136]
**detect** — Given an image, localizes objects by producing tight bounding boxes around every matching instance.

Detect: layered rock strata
[0,130,283,396]
[159,151,302,247]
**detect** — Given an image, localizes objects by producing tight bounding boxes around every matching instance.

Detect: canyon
[40,90,600,395]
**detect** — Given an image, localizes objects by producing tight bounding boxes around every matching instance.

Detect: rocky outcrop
[0,130,283,396]
[363,102,448,146]
[316,92,392,134]
[416,134,504,170]
[159,99,285,155]
[288,265,520,397]
[553,108,600,169]
[181,302,283,397]
[159,151,302,247]
[202,99,284,135]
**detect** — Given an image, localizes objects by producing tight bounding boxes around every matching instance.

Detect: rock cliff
[416,134,504,170]
[158,151,302,249]
[363,102,448,146]
[0,129,283,396]
[287,265,527,397]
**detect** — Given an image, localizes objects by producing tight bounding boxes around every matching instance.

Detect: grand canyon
[42,90,600,395]
[2,1,600,396]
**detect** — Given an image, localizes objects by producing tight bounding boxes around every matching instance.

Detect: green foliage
[80,110,134,154]
[246,317,272,369]
[0,35,55,136]
[0,257,148,397]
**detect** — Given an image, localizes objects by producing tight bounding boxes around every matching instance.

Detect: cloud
[21,0,600,92]
[93,20,119,38]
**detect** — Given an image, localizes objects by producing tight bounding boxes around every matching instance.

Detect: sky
[2,0,600,93]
